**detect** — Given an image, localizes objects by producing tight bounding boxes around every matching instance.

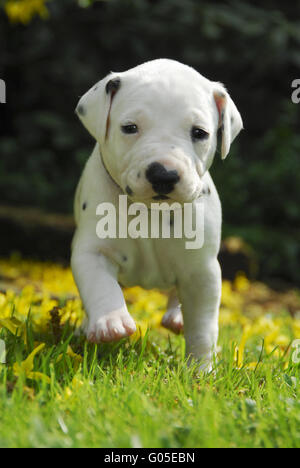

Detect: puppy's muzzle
[146,162,180,197]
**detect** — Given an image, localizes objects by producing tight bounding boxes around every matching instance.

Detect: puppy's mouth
[124,186,202,205]
[125,184,170,202]
[123,180,203,205]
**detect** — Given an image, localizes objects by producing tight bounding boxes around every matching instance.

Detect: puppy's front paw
[87,311,136,343]
[161,307,183,334]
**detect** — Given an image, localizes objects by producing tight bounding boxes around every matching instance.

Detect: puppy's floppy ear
[75,74,121,142]
[213,84,243,159]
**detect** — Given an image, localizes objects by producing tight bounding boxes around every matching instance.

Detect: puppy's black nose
[146,162,180,195]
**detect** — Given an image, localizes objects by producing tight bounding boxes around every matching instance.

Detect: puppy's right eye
[121,124,138,134]
[191,126,209,142]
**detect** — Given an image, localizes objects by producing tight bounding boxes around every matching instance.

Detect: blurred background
[0,0,299,285]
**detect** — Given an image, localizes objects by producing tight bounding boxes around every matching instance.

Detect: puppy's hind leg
[161,288,183,334]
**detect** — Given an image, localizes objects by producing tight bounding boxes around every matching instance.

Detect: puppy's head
[76,59,243,204]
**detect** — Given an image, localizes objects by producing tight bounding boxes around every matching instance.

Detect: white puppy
[72,59,243,368]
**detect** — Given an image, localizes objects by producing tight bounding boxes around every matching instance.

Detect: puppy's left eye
[191,126,209,142]
[121,124,138,134]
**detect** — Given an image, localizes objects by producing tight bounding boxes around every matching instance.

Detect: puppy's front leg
[71,249,136,343]
[178,258,221,370]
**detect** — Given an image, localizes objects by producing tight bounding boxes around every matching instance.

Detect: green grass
[0,324,299,448]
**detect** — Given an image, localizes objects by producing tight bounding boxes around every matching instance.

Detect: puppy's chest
[100,238,177,290]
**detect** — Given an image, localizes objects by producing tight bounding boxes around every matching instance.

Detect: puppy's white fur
[72,59,243,368]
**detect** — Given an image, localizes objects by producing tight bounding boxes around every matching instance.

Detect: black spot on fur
[126,186,133,196]
[77,105,86,116]
[202,186,211,196]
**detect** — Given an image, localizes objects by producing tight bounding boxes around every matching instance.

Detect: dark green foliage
[0,0,300,281]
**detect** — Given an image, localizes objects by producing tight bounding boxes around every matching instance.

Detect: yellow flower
[292,320,300,339]
[235,325,252,368]
[71,375,84,390]
[0,316,27,342]
[0,293,6,308]
[221,281,243,311]
[245,361,260,371]
[57,345,83,370]
[234,272,250,292]
[131,322,149,340]
[13,343,50,383]
[60,299,85,327]
[5,0,50,25]
[57,376,84,401]
[274,334,290,347]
